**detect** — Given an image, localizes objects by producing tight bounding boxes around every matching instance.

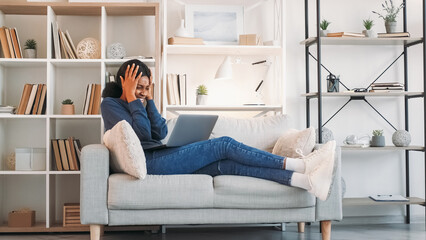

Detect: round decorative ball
[392,130,411,147]
[7,152,15,170]
[76,37,101,59]
[107,43,126,59]
[316,127,334,143]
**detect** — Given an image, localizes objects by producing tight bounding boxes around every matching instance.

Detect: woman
[101,59,336,201]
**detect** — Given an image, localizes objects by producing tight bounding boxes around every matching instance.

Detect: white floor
[0,223,425,240]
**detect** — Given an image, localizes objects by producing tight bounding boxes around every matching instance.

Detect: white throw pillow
[103,120,146,179]
[272,127,315,158]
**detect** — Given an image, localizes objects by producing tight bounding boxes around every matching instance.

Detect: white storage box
[15,148,46,171]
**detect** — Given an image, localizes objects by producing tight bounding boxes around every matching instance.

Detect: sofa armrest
[315,145,343,221]
[80,144,109,225]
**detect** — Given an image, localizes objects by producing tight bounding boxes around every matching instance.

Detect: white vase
[362,29,377,38]
[23,49,36,58]
[175,19,191,38]
[320,30,329,37]
[196,95,207,105]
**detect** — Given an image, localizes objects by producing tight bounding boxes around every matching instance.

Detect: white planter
[362,29,377,38]
[23,49,36,58]
[320,30,329,37]
[196,95,207,105]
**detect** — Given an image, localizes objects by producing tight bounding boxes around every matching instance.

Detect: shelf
[0,114,47,119]
[343,197,425,206]
[0,171,47,175]
[301,37,424,47]
[104,58,155,67]
[50,59,102,67]
[49,171,81,175]
[341,145,425,151]
[302,92,424,98]
[166,45,282,56]
[49,115,101,119]
[166,105,283,112]
[0,59,47,67]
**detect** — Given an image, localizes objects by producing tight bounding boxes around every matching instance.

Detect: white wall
[286,0,425,221]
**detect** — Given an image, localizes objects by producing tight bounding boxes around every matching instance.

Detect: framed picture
[185,5,244,45]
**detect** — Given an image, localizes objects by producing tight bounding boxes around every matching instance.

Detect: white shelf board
[49,114,102,119]
[48,171,81,175]
[341,145,424,151]
[171,0,262,7]
[50,59,102,67]
[166,105,282,112]
[301,37,423,46]
[166,45,282,56]
[302,92,424,97]
[0,114,47,119]
[104,58,155,67]
[343,197,425,206]
[0,171,47,175]
[0,58,47,67]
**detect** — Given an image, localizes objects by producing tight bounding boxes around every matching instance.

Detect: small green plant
[24,39,37,50]
[372,129,384,136]
[196,85,208,95]
[363,19,374,30]
[372,0,404,23]
[62,99,74,105]
[319,19,331,30]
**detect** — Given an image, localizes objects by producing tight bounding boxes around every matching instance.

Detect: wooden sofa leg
[320,220,331,240]
[297,222,305,233]
[90,225,104,240]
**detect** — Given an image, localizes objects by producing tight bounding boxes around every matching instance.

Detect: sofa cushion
[103,120,146,179]
[108,173,214,210]
[272,127,316,158]
[213,175,315,209]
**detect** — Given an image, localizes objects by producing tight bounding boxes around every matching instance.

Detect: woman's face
[135,76,150,100]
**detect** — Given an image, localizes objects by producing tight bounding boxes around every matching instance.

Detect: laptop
[147,114,218,150]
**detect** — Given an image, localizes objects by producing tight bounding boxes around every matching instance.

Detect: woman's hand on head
[145,75,154,101]
[120,63,142,103]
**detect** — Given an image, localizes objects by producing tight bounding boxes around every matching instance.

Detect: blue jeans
[144,136,294,186]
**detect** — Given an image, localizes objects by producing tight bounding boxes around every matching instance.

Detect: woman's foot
[305,141,336,201]
[302,140,336,174]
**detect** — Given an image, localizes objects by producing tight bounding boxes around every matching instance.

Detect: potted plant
[61,99,75,115]
[370,129,385,147]
[23,39,37,58]
[196,85,208,105]
[362,19,377,38]
[319,19,331,37]
[373,0,404,33]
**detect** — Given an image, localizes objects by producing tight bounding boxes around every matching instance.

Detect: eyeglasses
[351,88,368,92]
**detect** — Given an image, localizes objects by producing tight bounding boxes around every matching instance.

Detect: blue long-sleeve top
[101,97,168,149]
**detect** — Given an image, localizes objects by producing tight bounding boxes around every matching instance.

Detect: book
[91,84,101,114]
[178,74,187,105]
[83,84,92,115]
[73,139,82,169]
[172,74,180,105]
[377,32,410,38]
[369,194,409,202]
[371,82,404,87]
[5,27,15,58]
[369,89,404,93]
[51,22,61,59]
[168,36,204,45]
[371,86,404,90]
[24,84,38,115]
[51,139,63,171]
[0,27,11,58]
[37,84,47,115]
[17,84,33,114]
[12,28,22,59]
[68,137,79,171]
[10,28,22,58]
[58,28,69,59]
[65,30,78,59]
[31,84,43,114]
[65,139,75,170]
[327,32,365,38]
[58,139,70,171]
[166,74,175,105]
[88,83,96,114]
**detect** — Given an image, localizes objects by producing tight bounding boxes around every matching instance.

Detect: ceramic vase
[61,105,75,115]
[385,21,397,33]
[24,49,36,58]
[196,95,207,105]
[320,30,329,37]
[370,136,385,147]
[362,29,377,38]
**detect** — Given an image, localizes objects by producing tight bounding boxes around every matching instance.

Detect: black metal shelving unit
[303,0,426,224]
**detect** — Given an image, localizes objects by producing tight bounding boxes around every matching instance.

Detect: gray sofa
[80,115,342,240]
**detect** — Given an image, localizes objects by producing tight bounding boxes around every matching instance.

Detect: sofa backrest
[166,115,290,152]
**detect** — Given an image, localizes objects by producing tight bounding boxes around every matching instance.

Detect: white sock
[285,157,306,173]
[290,173,312,190]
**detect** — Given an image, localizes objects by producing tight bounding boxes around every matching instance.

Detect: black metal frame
[304,0,426,224]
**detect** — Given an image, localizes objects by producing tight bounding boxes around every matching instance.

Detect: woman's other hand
[120,63,142,103]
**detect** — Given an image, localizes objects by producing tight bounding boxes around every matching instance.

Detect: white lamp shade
[215,56,232,80]
[175,19,192,38]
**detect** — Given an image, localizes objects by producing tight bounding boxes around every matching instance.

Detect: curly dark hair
[102,59,151,98]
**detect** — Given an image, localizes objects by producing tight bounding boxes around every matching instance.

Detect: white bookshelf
[0,2,161,232]
[162,0,286,118]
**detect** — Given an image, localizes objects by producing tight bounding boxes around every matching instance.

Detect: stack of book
[370,82,404,93]
[0,26,22,58]
[17,84,47,115]
[327,32,365,37]
[51,22,78,59]
[0,105,15,114]
[51,137,82,171]
[377,32,410,38]
[167,73,187,105]
[105,72,116,84]
[82,84,101,115]
[168,36,204,45]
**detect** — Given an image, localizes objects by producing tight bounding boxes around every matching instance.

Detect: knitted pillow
[103,120,146,179]
[272,127,315,158]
